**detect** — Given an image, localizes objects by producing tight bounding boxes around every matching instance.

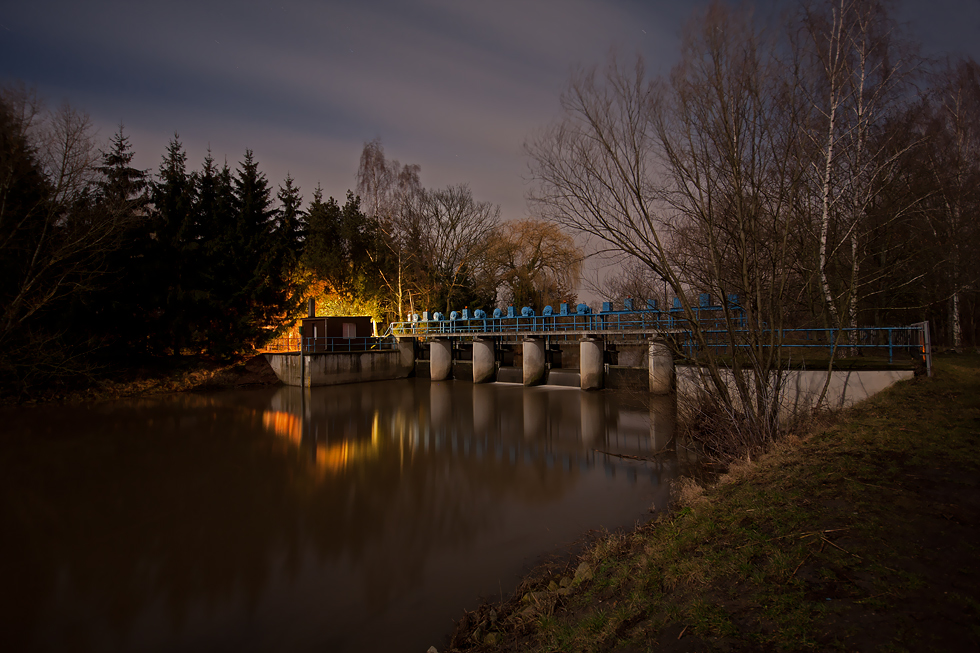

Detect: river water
[0,379,680,652]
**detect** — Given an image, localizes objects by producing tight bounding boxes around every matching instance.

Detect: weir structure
[385,297,932,392]
[266,296,931,389]
[388,299,707,393]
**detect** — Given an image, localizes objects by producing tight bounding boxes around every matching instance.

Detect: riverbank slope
[1,354,281,407]
[448,354,980,651]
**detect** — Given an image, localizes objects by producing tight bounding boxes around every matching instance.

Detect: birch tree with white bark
[793,0,921,353]
[922,58,980,350]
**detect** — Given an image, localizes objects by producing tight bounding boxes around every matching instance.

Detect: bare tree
[601,257,668,309]
[416,184,499,314]
[488,218,582,309]
[0,90,105,338]
[355,138,423,320]
[527,3,807,454]
[793,0,921,353]
[921,58,980,349]
[0,86,130,392]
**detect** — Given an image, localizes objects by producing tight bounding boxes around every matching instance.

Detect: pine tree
[269,174,308,328]
[193,151,238,355]
[149,135,198,354]
[275,173,305,265]
[87,125,151,355]
[189,150,303,356]
[97,125,148,216]
[303,186,346,295]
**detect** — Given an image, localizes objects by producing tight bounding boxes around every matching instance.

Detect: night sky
[3,0,979,225]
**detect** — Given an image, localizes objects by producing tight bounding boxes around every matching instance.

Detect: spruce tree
[149,135,197,354]
[89,125,151,355]
[302,186,345,295]
[193,151,238,355]
[269,174,307,327]
[97,125,148,216]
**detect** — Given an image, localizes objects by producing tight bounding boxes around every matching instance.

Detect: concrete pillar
[648,338,674,394]
[648,393,676,452]
[580,337,604,390]
[397,337,416,374]
[472,337,496,384]
[522,337,546,386]
[430,338,452,381]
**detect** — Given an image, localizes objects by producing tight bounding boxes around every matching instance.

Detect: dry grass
[449,353,980,652]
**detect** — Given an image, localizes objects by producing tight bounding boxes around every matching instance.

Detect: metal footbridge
[386,298,729,339]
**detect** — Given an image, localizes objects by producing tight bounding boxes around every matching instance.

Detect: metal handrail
[300,336,397,353]
[387,307,929,367]
[264,336,302,352]
[388,306,745,336]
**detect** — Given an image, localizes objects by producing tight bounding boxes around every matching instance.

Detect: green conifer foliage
[193,152,237,354]
[97,126,148,216]
[302,185,345,294]
[149,135,198,354]
[85,125,151,355]
[185,150,304,357]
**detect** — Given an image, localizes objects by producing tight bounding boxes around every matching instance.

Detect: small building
[301,315,374,352]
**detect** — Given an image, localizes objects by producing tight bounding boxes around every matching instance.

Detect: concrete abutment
[648,338,675,394]
[472,338,495,384]
[522,337,546,386]
[579,337,604,390]
[429,338,453,381]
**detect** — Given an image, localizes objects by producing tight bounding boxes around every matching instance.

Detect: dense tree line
[0,87,306,397]
[0,87,584,399]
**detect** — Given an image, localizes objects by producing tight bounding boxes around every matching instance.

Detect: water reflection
[0,380,679,652]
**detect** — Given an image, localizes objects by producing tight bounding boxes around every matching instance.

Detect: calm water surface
[0,379,679,652]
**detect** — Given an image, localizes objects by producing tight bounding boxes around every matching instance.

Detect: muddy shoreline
[1,353,282,408]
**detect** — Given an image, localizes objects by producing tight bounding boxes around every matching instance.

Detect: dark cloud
[2,0,977,223]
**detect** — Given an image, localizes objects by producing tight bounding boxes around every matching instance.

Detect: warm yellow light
[262,410,302,444]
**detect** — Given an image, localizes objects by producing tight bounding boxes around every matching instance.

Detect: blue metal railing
[385,303,930,367]
[676,326,928,364]
[387,304,745,337]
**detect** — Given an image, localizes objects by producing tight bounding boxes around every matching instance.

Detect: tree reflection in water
[0,379,679,652]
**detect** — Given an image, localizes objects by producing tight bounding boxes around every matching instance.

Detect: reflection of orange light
[316,442,352,472]
[262,409,386,475]
[262,411,302,444]
[314,411,382,473]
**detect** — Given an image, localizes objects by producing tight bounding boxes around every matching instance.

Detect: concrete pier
[472,338,496,384]
[522,337,546,386]
[397,337,415,373]
[430,338,453,381]
[580,337,604,390]
[648,338,674,394]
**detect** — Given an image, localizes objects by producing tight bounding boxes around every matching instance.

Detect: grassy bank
[449,354,980,651]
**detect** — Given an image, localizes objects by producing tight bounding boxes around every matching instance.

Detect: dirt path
[447,355,980,652]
